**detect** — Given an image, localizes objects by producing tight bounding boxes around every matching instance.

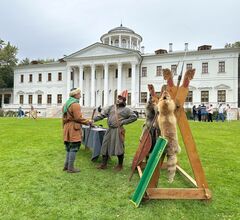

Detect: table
[82,125,106,161]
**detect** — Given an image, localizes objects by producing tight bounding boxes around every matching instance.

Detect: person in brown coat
[62,88,92,173]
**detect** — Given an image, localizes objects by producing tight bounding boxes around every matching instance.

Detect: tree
[0,39,18,88]
[19,57,30,66]
[225,41,240,48]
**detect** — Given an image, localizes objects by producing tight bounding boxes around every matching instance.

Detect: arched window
[122,39,126,48]
[114,39,119,47]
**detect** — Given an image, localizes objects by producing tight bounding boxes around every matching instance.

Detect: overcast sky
[1,0,239,61]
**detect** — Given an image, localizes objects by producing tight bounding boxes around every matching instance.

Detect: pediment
[17,90,25,94]
[214,84,231,90]
[64,43,137,60]
[35,90,44,94]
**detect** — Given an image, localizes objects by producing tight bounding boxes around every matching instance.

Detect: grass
[0,118,239,220]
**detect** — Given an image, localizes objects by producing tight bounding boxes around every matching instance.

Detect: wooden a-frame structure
[137,69,212,200]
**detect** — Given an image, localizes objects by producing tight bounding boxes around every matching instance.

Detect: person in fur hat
[62,88,92,173]
[93,90,137,171]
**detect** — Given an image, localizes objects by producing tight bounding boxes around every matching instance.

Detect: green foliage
[0,118,239,219]
[19,57,30,66]
[0,39,18,88]
[225,41,240,48]
[0,40,18,66]
[0,65,14,88]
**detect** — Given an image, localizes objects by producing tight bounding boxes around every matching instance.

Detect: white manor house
[2,25,240,118]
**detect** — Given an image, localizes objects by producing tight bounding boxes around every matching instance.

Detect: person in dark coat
[93,90,137,171]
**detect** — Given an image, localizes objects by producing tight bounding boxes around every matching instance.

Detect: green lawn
[0,118,239,220]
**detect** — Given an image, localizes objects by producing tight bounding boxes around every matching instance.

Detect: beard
[117,102,126,107]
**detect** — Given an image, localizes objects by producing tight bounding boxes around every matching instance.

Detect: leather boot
[114,164,123,171]
[63,151,69,171]
[67,151,80,173]
[97,163,107,169]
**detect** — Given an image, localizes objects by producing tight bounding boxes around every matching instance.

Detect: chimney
[169,43,173,52]
[141,46,145,54]
[185,43,188,51]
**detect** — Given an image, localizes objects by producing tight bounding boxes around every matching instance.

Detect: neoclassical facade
[4,25,240,117]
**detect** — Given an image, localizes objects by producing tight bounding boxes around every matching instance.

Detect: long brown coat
[63,103,89,142]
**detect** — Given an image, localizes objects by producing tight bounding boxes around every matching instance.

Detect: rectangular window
[19,95,24,104]
[142,67,147,77]
[102,69,105,79]
[141,92,147,103]
[38,73,42,82]
[156,66,162,76]
[20,75,24,83]
[71,71,73,80]
[37,95,42,104]
[185,91,193,103]
[58,72,62,81]
[201,91,209,103]
[28,95,32,104]
[127,93,131,105]
[202,62,208,74]
[218,90,226,103]
[171,65,177,75]
[83,71,85,80]
[128,68,132,78]
[82,94,85,106]
[186,63,192,70]
[115,69,118,78]
[29,74,32,82]
[57,94,62,104]
[48,73,52,81]
[218,61,225,73]
[47,94,52,104]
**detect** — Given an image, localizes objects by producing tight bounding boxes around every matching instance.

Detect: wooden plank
[176,165,197,187]
[147,188,212,200]
[137,166,143,178]
[177,108,209,188]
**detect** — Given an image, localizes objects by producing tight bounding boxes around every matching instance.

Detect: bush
[5,110,17,117]
[0,109,4,117]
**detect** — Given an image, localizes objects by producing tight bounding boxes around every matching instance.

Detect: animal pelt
[158,90,180,183]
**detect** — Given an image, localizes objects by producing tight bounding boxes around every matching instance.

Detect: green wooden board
[130,137,168,207]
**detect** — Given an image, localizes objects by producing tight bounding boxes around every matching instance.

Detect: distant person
[200,104,207,122]
[17,106,24,118]
[29,105,37,119]
[192,105,197,121]
[207,104,213,122]
[97,105,102,115]
[197,105,201,122]
[225,104,231,122]
[217,104,225,122]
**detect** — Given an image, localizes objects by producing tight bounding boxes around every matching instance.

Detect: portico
[64,42,141,108]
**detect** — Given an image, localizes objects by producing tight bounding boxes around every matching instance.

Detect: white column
[109,36,111,45]
[78,65,83,106]
[119,35,121,47]
[66,66,71,99]
[130,36,132,49]
[104,63,109,106]
[73,68,78,88]
[117,63,122,94]
[91,64,95,107]
[131,62,136,107]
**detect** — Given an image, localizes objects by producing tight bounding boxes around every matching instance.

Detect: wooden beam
[176,165,197,187]
[137,166,143,178]
[147,188,212,200]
